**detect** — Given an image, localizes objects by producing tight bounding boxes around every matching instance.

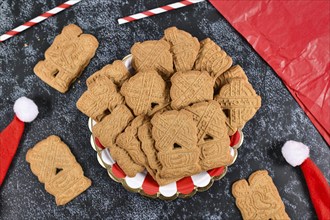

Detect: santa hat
[0,97,39,186]
[282,140,330,220]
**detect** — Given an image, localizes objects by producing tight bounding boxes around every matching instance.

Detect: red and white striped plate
[88,119,243,200]
[87,54,244,199]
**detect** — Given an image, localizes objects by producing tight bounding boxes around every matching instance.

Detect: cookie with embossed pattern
[195,38,232,81]
[131,40,174,78]
[34,24,98,93]
[164,27,200,72]
[110,144,145,177]
[170,70,214,110]
[116,116,147,168]
[215,65,248,89]
[121,70,168,116]
[137,121,177,186]
[185,101,233,170]
[26,135,91,206]
[93,104,134,148]
[232,170,290,220]
[138,121,161,182]
[87,60,130,87]
[138,121,159,177]
[151,109,201,179]
[76,75,124,122]
[215,78,261,129]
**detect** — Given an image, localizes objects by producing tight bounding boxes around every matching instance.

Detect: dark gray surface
[0,0,329,219]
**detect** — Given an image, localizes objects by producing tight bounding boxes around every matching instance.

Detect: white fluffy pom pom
[13,96,39,123]
[282,140,310,167]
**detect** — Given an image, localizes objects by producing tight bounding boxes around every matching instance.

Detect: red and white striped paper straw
[0,0,81,43]
[118,0,205,25]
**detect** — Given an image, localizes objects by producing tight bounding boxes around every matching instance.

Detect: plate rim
[89,117,244,200]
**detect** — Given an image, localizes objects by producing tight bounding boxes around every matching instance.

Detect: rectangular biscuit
[232,170,290,220]
[34,24,99,93]
[26,135,91,206]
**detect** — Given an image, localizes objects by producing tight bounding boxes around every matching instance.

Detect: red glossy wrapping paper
[209,0,330,145]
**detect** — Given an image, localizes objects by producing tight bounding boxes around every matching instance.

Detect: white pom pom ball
[282,140,310,167]
[13,96,39,123]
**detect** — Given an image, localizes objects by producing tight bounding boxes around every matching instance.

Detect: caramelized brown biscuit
[232,170,290,220]
[226,122,237,136]
[185,101,233,170]
[215,65,248,89]
[120,70,168,116]
[164,27,200,71]
[138,122,160,179]
[151,110,201,180]
[34,24,99,93]
[215,78,261,129]
[131,40,174,78]
[26,135,91,206]
[195,38,232,81]
[147,84,172,116]
[116,116,147,167]
[87,60,130,87]
[93,104,134,148]
[170,70,214,110]
[138,121,180,186]
[110,144,145,177]
[76,75,124,122]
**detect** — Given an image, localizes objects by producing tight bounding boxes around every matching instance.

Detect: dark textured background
[0,0,329,219]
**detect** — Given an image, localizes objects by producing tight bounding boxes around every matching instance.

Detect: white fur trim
[282,140,309,167]
[13,97,39,122]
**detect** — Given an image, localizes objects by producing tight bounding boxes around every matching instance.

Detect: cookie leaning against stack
[77,26,261,186]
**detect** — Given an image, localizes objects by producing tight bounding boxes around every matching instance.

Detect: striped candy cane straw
[0,0,82,43]
[118,0,205,25]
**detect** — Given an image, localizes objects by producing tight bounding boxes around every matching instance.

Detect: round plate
[88,55,244,200]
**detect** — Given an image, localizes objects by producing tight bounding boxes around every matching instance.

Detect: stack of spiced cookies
[77,27,261,186]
